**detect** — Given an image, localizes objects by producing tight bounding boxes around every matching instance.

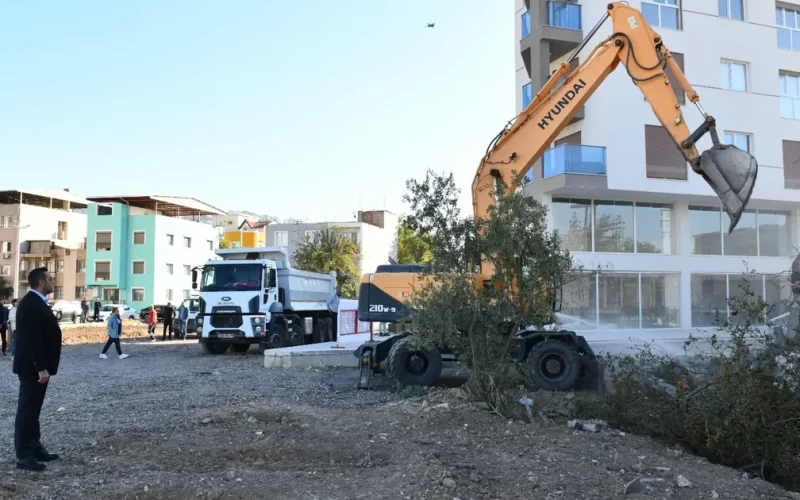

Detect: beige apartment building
[17,240,88,301]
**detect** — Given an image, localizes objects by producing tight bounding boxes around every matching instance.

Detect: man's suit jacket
[13,291,62,379]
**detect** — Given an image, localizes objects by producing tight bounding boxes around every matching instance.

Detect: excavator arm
[473,2,757,286]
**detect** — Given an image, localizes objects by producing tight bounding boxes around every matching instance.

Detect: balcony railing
[543,144,606,178]
[521,11,531,39]
[547,1,582,31]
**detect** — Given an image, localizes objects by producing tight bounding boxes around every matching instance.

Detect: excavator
[353,2,759,391]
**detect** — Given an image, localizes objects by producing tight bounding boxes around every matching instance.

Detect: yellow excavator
[354,2,758,391]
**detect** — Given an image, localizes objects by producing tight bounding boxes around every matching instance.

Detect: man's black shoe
[34,449,59,462]
[16,457,46,471]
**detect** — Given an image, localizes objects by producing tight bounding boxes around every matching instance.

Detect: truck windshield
[201,264,262,292]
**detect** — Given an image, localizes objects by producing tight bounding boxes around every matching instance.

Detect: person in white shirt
[8,298,18,358]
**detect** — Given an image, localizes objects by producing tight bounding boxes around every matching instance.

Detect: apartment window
[133,261,145,275]
[635,203,673,254]
[95,231,112,252]
[167,234,174,246]
[521,10,531,39]
[0,216,12,228]
[552,198,592,252]
[183,289,191,300]
[645,125,687,179]
[166,289,174,301]
[96,204,113,216]
[132,288,145,302]
[183,237,192,248]
[691,273,771,327]
[344,232,358,243]
[76,260,85,273]
[207,240,213,251]
[783,139,800,189]
[642,0,680,30]
[688,206,789,256]
[94,261,111,281]
[133,231,146,245]
[720,60,747,91]
[522,82,532,109]
[166,263,174,275]
[779,72,800,120]
[274,231,288,247]
[56,260,64,273]
[777,6,800,51]
[0,265,10,276]
[75,287,84,299]
[718,0,743,20]
[304,230,320,244]
[57,221,68,240]
[1,241,10,253]
[183,265,191,276]
[54,286,63,300]
[593,201,634,253]
[723,131,752,153]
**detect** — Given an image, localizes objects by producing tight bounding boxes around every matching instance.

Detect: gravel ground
[0,330,797,500]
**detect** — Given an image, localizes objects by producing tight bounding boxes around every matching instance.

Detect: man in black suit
[13,267,62,471]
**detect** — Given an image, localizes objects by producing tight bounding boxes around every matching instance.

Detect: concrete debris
[442,478,456,489]
[567,419,607,433]
[624,477,657,495]
[676,475,691,487]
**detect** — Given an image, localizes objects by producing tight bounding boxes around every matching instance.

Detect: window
[779,72,800,120]
[76,260,85,273]
[1,241,10,253]
[723,131,751,153]
[0,265,9,276]
[57,221,68,240]
[166,289,173,301]
[132,288,145,302]
[598,273,640,328]
[133,261,145,274]
[167,234,174,246]
[635,203,673,254]
[689,206,787,256]
[522,82,532,109]
[784,139,800,188]
[54,286,63,300]
[304,230,320,244]
[645,125,687,179]
[691,273,771,327]
[56,260,64,273]
[207,240,213,251]
[94,261,111,281]
[183,237,192,248]
[777,6,800,51]
[691,274,728,327]
[96,204,113,216]
[0,216,12,228]
[133,231,146,245]
[75,287,84,299]
[274,231,288,247]
[718,0,743,20]
[183,265,191,276]
[95,231,112,251]
[642,0,680,30]
[521,10,531,39]
[720,60,747,91]
[343,232,358,243]
[166,263,174,275]
[560,273,597,329]
[641,273,681,328]
[183,289,191,300]
[593,201,634,253]
[552,198,592,252]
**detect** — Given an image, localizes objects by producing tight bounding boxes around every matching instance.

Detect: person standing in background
[93,298,101,322]
[176,301,188,340]
[99,307,129,360]
[147,305,158,341]
[8,298,18,358]
[1,302,8,356]
[161,302,175,341]
[80,298,89,324]
[13,268,62,471]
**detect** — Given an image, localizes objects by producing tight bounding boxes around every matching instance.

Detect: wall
[125,214,157,309]
[153,216,217,306]
[0,204,21,294]
[86,202,129,295]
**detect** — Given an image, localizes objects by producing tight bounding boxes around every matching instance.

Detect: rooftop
[86,195,227,217]
[0,189,89,209]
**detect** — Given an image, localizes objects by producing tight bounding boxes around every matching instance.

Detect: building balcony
[544,144,606,178]
[542,2,582,61]
[547,1,581,31]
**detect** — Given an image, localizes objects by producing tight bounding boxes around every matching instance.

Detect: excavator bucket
[697,144,758,234]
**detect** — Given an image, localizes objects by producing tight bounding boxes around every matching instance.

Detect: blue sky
[0,1,514,222]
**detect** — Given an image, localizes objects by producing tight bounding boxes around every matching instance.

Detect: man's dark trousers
[15,376,48,460]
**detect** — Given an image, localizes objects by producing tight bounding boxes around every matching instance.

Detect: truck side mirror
[191,269,198,290]
[268,268,277,288]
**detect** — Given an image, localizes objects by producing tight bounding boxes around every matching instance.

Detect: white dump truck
[192,247,338,354]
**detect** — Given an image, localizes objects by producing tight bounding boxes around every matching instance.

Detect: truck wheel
[322,317,333,343]
[261,324,286,353]
[202,340,230,355]
[288,323,304,346]
[387,337,442,387]
[526,339,580,391]
[231,344,249,353]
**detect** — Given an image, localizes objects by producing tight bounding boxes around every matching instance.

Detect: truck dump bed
[277,268,335,312]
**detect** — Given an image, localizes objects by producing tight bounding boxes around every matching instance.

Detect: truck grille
[210,306,243,328]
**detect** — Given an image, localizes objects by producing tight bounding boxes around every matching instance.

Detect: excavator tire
[526,339,580,391]
[387,337,442,387]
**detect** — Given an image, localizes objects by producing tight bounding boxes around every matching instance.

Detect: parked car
[98,304,138,321]
[51,300,83,322]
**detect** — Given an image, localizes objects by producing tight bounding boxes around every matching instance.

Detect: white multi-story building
[515,0,800,346]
